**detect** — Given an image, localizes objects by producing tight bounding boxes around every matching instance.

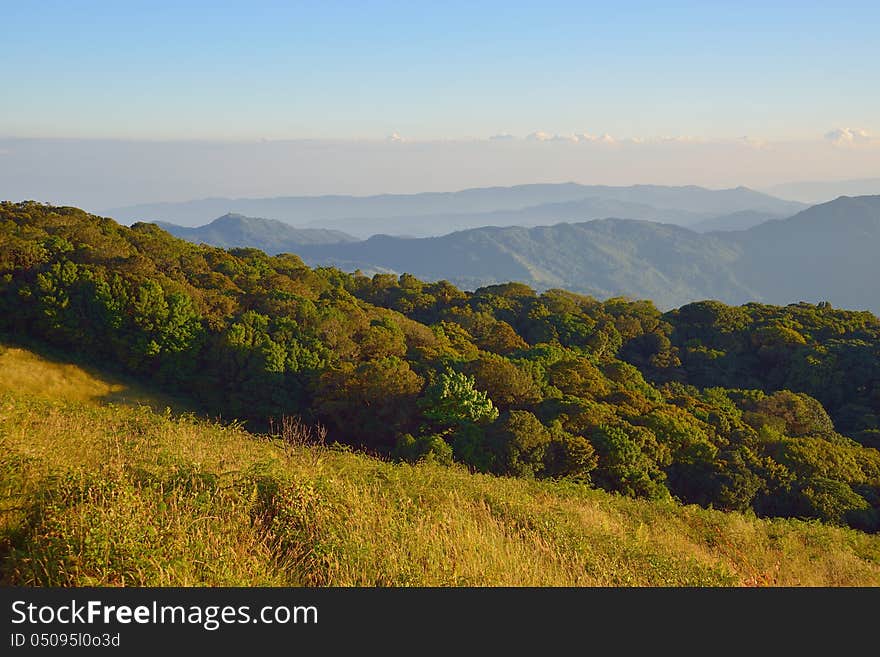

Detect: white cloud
[825,127,873,146]
[574,132,616,144]
[473,130,880,149]
[526,131,579,142]
[595,134,617,144]
[523,131,618,144]
[386,132,405,143]
[656,135,704,144]
[740,136,767,149]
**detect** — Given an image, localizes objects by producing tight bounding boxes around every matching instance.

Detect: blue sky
[3,1,879,140]
[3,1,879,206]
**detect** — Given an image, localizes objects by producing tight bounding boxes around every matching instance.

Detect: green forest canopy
[2,201,879,531]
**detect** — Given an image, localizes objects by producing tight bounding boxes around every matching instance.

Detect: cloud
[526,131,617,144]
[575,132,616,144]
[740,136,767,149]
[508,132,768,146]
[825,127,874,146]
[489,133,516,141]
[656,135,704,144]
[386,132,405,143]
[525,131,576,142]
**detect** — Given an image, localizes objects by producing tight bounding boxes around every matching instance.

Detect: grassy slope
[1,344,879,586]
[0,343,183,412]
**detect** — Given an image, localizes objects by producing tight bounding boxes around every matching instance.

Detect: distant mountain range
[156,213,356,251]
[298,220,752,309]
[112,183,805,237]
[301,195,880,311]
[152,195,880,312]
[297,199,792,237]
[689,209,786,232]
[764,178,880,204]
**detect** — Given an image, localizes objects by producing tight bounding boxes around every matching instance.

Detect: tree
[394,433,454,465]
[754,390,835,437]
[790,477,871,526]
[420,369,498,427]
[478,320,528,355]
[487,410,552,478]
[316,357,424,449]
[548,357,610,399]
[590,423,669,500]
[466,354,542,409]
[543,422,598,481]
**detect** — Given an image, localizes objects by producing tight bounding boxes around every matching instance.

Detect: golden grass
[1,343,879,586]
[0,343,182,411]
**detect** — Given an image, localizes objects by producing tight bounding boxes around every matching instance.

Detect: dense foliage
[2,202,879,531]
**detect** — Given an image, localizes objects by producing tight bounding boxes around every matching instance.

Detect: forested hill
[1,201,879,532]
[295,219,754,310]
[731,195,880,311]
[157,213,356,250]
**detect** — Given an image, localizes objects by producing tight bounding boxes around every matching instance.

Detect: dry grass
[0,343,183,411]
[1,343,879,586]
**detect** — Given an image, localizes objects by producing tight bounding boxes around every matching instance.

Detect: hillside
[733,195,880,312]
[284,195,880,312]
[297,220,755,309]
[156,213,356,250]
[2,201,879,537]
[107,183,804,232]
[0,341,183,411]
[2,343,879,586]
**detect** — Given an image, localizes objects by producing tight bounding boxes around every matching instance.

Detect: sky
[2,1,879,207]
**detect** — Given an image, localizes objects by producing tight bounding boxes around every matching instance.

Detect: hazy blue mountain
[107,183,805,234]
[541,184,803,216]
[294,220,754,309]
[690,210,786,232]
[155,213,356,251]
[110,183,603,227]
[764,178,880,204]
[291,196,880,312]
[732,195,880,312]
[300,197,717,238]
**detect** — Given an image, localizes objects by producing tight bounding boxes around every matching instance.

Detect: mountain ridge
[146,195,880,312]
[288,195,880,312]
[108,183,805,233]
[156,212,357,250]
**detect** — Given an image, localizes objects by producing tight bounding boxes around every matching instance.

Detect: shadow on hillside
[0,333,194,416]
